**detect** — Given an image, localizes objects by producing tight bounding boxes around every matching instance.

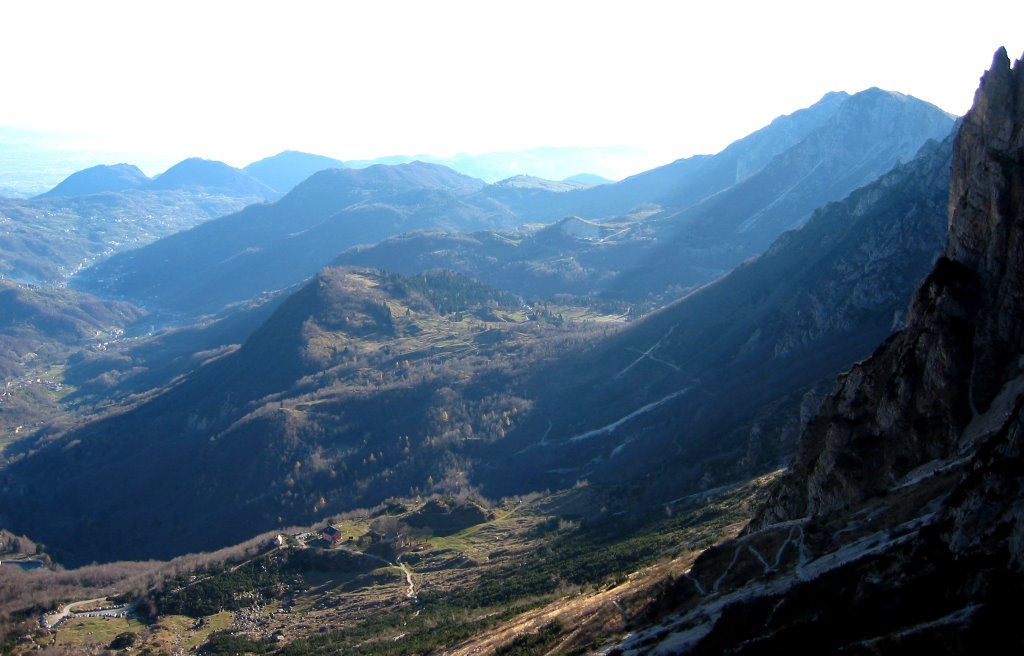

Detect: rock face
[614,49,1024,655]
[757,47,1024,526]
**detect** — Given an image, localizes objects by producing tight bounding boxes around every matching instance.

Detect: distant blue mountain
[344,145,651,183]
[74,161,498,314]
[0,125,170,196]
[35,163,150,198]
[34,158,282,201]
[149,158,279,200]
[562,173,614,186]
[339,89,955,302]
[243,150,347,194]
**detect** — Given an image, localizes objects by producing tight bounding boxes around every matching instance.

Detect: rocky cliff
[756,46,1024,527]
[610,48,1024,655]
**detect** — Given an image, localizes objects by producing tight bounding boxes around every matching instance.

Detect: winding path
[344,547,416,599]
[398,560,416,599]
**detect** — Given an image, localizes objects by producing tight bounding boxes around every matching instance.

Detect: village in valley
[5,494,522,651]
[2,477,776,654]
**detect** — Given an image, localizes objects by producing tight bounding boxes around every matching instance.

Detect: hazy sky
[2,0,1023,175]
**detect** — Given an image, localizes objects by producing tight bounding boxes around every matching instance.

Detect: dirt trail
[398,561,416,599]
[345,547,416,600]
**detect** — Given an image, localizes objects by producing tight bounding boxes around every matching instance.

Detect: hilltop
[243,150,347,194]
[34,163,149,198]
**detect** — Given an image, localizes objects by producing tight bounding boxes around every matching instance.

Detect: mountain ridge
[71,162,499,314]
[0,128,955,566]
[484,132,954,497]
[148,157,279,200]
[34,163,150,198]
[338,90,954,304]
[612,47,1024,655]
[757,50,1023,527]
[608,86,956,298]
[243,150,347,193]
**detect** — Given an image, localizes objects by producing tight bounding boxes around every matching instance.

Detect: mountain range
[4,60,1020,654]
[37,157,280,201]
[0,95,957,566]
[485,132,955,497]
[71,89,953,318]
[339,145,652,183]
[337,89,954,303]
[609,46,1024,654]
[71,162,516,315]
[0,133,636,199]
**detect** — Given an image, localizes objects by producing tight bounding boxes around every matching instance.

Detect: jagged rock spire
[946,47,1024,413]
[754,49,1024,526]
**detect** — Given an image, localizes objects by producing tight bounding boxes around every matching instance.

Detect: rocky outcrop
[756,47,1024,526]
[946,50,1024,415]
[612,49,1024,655]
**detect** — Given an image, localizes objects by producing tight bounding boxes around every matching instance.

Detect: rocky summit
[614,48,1024,655]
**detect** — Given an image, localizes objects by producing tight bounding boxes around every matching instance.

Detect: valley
[0,185,267,288]
[4,474,778,655]
[338,89,953,306]
[0,32,1021,655]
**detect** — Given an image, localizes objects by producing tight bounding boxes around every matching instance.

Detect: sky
[2,0,1024,178]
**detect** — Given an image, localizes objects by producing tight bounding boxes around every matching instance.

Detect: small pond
[0,559,44,570]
